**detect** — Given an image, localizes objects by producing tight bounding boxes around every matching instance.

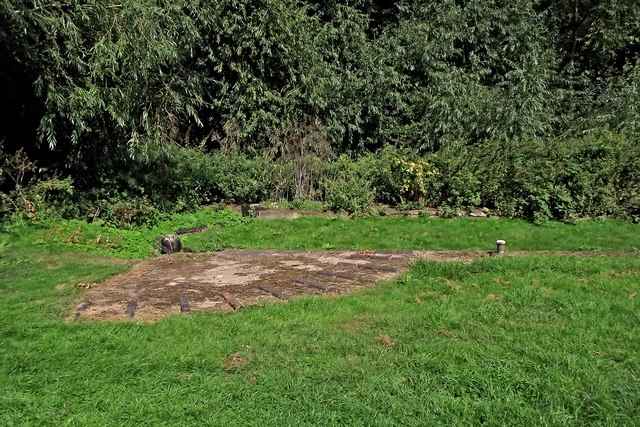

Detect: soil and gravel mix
[74,249,489,322]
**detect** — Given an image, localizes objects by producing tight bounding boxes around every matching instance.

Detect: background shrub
[2,132,638,224]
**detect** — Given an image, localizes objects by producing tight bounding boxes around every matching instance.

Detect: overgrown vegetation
[1,207,250,258]
[1,1,639,222]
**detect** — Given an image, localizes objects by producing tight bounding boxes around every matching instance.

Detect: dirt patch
[74,249,490,322]
[377,334,396,347]
[223,352,248,369]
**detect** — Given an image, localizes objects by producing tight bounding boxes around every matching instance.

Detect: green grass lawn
[1,215,639,425]
[182,215,640,252]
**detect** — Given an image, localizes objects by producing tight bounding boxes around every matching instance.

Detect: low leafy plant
[288,198,327,211]
[325,176,374,215]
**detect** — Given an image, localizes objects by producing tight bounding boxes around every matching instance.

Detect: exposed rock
[240,203,265,217]
[469,208,488,217]
[161,234,182,254]
[176,225,208,235]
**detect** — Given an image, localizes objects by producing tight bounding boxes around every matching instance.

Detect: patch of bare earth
[74,249,489,322]
[378,334,396,346]
[222,352,249,369]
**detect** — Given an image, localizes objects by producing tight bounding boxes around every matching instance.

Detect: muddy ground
[73,249,489,322]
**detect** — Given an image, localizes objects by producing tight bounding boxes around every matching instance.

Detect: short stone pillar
[161,234,182,254]
[496,239,506,255]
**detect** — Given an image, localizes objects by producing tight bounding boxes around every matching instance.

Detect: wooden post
[125,301,137,317]
[74,301,91,317]
[337,262,397,273]
[179,296,190,314]
[294,278,328,291]
[317,270,356,280]
[258,285,291,300]
[221,292,241,311]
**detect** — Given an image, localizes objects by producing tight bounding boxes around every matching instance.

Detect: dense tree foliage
[1,0,639,221]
